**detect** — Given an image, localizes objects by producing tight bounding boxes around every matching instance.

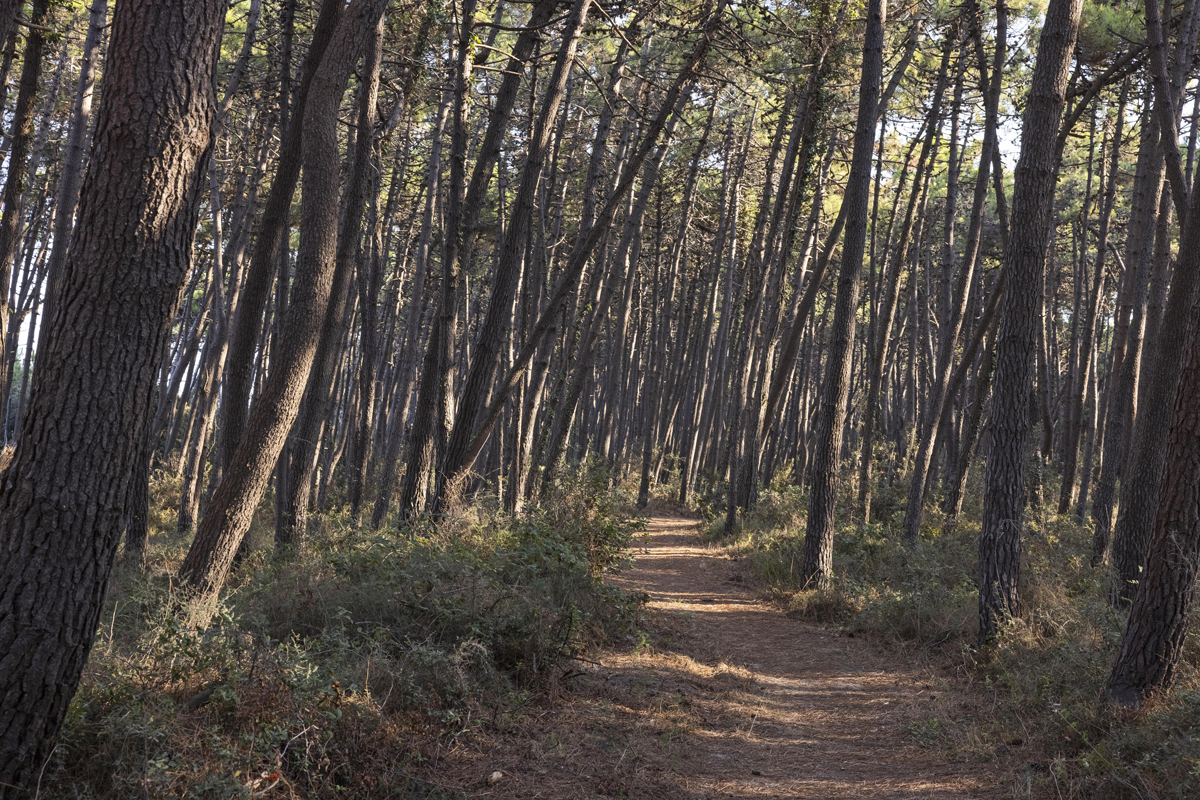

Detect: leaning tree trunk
[0,0,224,789]
[1105,138,1200,704]
[434,0,591,514]
[177,0,389,610]
[216,0,342,477]
[977,0,1082,644]
[798,0,885,588]
[1106,0,1200,602]
[276,12,382,548]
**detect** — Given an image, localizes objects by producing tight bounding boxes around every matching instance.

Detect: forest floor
[428,517,1009,799]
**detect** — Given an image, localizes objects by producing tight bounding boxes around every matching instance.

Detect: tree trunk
[977,0,1082,644]
[434,0,591,513]
[276,12,382,547]
[217,0,342,477]
[177,0,389,607]
[1107,0,1200,601]
[902,2,1006,542]
[799,0,885,587]
[1105,134,1200,707]
[0,0,223,787]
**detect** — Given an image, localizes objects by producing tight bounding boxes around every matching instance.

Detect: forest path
[433,517,1006,799]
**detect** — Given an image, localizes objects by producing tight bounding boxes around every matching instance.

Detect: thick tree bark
[178,0,389,606]
[276,12,383,547]
[1105,148,1200,704]
[0,0,223,788]
[977,0,1082,644]
[216,0,342,477]
[798,0,885,587]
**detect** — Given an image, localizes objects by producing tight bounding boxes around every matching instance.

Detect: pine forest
[4,0,1200,796]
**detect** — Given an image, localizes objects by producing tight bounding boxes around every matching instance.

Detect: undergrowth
[43,462,645,799]
[705,464,1200,799]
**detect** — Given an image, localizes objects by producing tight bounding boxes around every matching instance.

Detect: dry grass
[715,466,1200,799]
[41,466,646,799]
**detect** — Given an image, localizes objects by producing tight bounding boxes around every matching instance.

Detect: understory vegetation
[703,465,1200,800]
[42,464,644,799]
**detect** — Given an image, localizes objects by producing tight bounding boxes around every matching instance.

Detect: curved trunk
[178,0,390,605]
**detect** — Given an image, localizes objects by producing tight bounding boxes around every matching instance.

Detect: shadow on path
[434,517,1005,799]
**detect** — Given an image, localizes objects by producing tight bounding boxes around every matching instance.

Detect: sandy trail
[435,517,1004,799]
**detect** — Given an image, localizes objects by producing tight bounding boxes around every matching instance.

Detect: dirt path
[435,517,1005,799]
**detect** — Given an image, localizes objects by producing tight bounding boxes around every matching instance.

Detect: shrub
[711,472,1200,798]
[42,468,646,798]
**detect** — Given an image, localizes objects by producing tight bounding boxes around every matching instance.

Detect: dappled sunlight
[432,518,1001,798]
[598,519,1003,798]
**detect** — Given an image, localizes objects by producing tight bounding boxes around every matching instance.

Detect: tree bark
[1105,146,1200,707]
[0,0,223,788]
[799,0,884,587]
[216,0,342,477]
[178,0,389,606]
[977,0,1082,644]
[902,1,1006,543]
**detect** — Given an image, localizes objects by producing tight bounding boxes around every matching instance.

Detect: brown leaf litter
[424,517,1007,799]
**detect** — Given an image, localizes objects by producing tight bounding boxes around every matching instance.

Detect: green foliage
[711,476,1200,797]
[1077,0,1142,65]
[44,468,646,798]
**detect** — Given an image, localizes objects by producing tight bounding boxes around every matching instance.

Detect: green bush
[43,468,646,799]
[711,472,1200,799]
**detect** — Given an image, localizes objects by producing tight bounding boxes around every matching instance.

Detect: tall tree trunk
[275,12,383,547]
[799,0,885,587]
[217,0,342,477]
[902,2,1007,543]
[434,0,591,513]
[977,0,1082,643]
[1107,0,1200,601]
[178,0,389,607]
[0,0,223,787]
[1105,138,1200,708]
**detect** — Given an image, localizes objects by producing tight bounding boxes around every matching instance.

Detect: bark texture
[0,0,223,789]
[799,0,885,587]
[977,0,1082,643]
[178,0,389,606]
